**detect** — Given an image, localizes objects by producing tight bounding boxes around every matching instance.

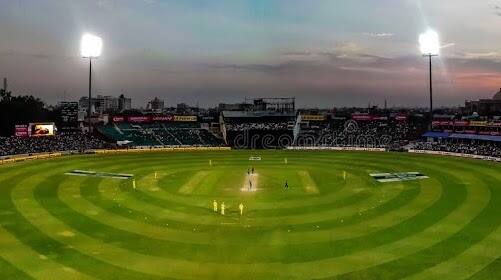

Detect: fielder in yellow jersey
[239,203,244,215]
[213,200,218,212]
[221,202,225,215]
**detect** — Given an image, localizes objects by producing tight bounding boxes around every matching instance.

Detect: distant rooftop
[493,88,501,100]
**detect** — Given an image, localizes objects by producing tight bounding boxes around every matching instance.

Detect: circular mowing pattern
[0,151,500,279]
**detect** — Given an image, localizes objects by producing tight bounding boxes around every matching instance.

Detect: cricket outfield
[0,150,500,279]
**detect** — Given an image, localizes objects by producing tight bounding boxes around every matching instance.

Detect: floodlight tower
[81,33,103,133]
[419,29,440,128]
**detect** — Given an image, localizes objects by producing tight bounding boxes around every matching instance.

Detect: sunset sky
[1,0,501,107]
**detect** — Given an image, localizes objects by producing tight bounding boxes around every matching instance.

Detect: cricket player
[343,171,347,181]
[249,180,252,191]
[284,158,288,164]
[132,179,136,190]
[154,171,157,180]
[213,200,218,212]
[221,202,225,215]
[284,180,289,189]
[239,203,244,215]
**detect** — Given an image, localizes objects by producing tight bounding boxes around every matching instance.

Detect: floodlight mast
[419,30,439,129]
[87,58,92,133]
[80,34,102,133]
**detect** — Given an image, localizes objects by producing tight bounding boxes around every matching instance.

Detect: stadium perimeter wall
[93,146,231,154]
[286,146,386,152]
[0,146,231,165]
[408,149,501,162]
[0,152,63,165]
[288,146,501,163]
[2,146,500,165]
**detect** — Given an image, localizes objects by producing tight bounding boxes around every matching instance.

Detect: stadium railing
[408,149,501,162]
[0,146,231,165]
[287,146,501,162]
[93,146,231,154]
[287,146,386,152]
[0,152,63,165]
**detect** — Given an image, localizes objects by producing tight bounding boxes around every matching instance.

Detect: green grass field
[0,150,500,279]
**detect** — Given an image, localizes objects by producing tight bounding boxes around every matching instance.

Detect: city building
[464,88,501,115]
[148,97,164,113]
[79,94,131,114]
[118,94,132,112]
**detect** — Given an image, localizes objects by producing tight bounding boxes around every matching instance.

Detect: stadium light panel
[419,29,440,56]
[81,33,103,58]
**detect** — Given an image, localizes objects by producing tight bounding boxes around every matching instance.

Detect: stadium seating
[0,133,106,156]
[97,122,224,147]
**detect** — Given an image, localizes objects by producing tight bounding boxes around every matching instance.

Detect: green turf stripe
[1,162,170,279]
[0,257,33,280]
[318,162,501,279]
[402,225,501,280]
[467,256,501,280]
[0,226,94,279]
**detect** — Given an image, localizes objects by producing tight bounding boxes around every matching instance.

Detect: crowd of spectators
[296,120,418,148]
[225,122,290,131]
[412,140,501,158]
[0,132,106,156]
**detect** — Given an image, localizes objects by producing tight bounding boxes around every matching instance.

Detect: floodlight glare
[81,33,103,58]
[419,30,440,56]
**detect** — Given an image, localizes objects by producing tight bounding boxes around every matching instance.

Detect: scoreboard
[60,101,79,130]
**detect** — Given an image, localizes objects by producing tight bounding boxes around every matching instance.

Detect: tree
[0,89,50,136]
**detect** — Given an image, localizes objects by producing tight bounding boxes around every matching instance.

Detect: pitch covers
[370,172,428,183]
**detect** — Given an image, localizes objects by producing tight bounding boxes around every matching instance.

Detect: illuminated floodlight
[419,29,440,56]
[81,33,103,58]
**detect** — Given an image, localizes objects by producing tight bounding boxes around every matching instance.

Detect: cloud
[441,43,456,49]
[362,32,395,38]
[282,51,314,56]
[492,3,501,16]
[0,50,55,61]
[457,51,499,59]
[206,61,310,74]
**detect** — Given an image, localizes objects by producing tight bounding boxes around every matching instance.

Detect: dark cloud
[0,50,52,60]
[362,32,395,38]
[206,61,310,74]
[492,4,501,16]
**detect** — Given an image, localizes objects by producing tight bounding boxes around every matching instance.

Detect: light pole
[419,29,439,129]
[81,33,102,133]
